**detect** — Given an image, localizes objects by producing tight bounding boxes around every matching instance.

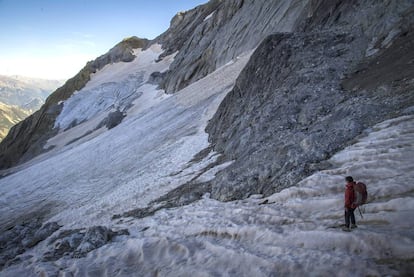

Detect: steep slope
[206,0,414,200]
[0,48,253,272]
[0,0,413,275]
[0,37,148,168]
[0,0,313,169]
[157,0,309,93]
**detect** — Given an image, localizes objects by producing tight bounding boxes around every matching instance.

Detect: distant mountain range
[0,102,30,140]
[0,75,63,140]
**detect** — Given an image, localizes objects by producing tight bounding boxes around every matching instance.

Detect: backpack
[353,182,368,207]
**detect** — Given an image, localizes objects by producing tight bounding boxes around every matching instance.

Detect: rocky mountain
[0,0,413,275]
[206,0,414,200]
[0,37,148,166]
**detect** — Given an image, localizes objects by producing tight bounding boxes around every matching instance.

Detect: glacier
[1,0,414,275]
[2,107,413,275]
[1,39,414,277]
[0,45,253,231]
[1,41,413,276]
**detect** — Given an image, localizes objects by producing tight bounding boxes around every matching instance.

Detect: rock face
[0,0,412,197]
[0,37,148,168]
[0,0,412,198]
[43,226,129,261]
[0,0,313,168]
[0,219,61,269]
[157,0,310,93]
[0,0,414,274]
[206,0,414,200]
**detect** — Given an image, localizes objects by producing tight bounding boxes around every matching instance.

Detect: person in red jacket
[343,176,357,231]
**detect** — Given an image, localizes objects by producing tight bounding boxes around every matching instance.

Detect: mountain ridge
[0,0,413,197]
[0,36,148,167]
[0,0,315,169]
[0,0,413,274]
[204,0,414,200]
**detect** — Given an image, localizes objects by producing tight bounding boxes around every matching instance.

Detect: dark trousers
[345,208,356,228]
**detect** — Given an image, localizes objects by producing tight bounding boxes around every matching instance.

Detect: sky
[0,0,208,80]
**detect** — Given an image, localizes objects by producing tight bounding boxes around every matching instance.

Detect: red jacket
[345,182,356,209]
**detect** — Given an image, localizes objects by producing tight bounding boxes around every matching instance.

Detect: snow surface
[60,115,412,277]
[55,113,414,276]
[0,45,174,179]
[54,44,174,132]
[1,43,413,275]
[2,110,413,275]
[0,49,252,231]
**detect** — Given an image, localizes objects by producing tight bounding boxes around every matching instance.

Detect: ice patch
[204,11,215,21]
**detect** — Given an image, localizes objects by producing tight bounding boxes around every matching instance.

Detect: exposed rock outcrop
[0,218,61,269]
[0,0,413,275]
[43,226,129,261]
[206,0,414,200]
[1,0,412,202]
[97,109,126,130]
[157,0,310,93]
[0,220,128,271]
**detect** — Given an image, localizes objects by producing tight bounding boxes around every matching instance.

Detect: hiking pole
[358,206,363,219]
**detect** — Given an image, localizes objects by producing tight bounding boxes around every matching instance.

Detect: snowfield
[0,48,252,230]
[66,115,413,277]
[0,44,413,275]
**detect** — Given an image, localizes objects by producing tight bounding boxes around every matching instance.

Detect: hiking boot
[342,227,351,232]
[351,224,358,229]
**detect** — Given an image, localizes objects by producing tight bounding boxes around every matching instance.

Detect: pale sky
[0,0,207,80]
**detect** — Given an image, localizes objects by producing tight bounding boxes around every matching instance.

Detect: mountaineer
[343,176,358,232]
